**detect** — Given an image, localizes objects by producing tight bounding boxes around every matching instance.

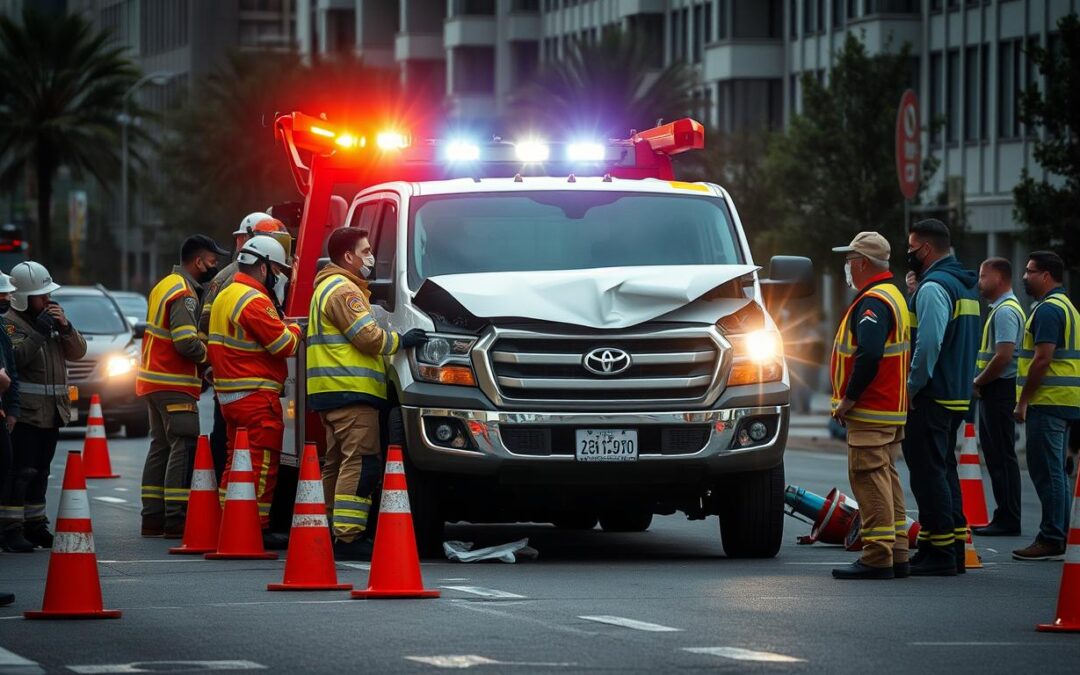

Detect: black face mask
[199,264,219,284]
[906,247,925,276]
[0,301,9,314]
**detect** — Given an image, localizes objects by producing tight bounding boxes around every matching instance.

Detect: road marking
[577,615,682,632]
[68,661,266,673]
[0,645,43,674]
[441,586,525,599]
[439,578,470,582]
[451,601,596,637]
[99,559,211,564]
[113,487,129,492]
[94,496,127,504]
[784,562,852,565]
[684,647,805,663]
[337,562,370,571]
[405,656,574,669]
[909,642,1049,646]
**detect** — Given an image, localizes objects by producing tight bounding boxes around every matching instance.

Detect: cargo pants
[220,390,284,529]
[320,404,382,543]
[847,420,909,568]
[140,391,200,526]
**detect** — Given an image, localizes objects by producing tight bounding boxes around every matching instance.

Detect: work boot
[972,522,1021,537]
[141,515,164,537]
[261,530,289,551]
[163,519,185,539]
[831,560,894,580]
[0,591,13,607]
[333,537,374,562]
[910,548,958,576]
[1,524,36,553]
[1012,537,1066,561]
[893,561,910,579]
[23,522,53,549]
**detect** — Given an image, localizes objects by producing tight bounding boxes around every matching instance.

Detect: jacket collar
[173,264,202,292]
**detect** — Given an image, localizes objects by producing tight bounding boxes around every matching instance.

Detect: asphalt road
[0,431,1076,674]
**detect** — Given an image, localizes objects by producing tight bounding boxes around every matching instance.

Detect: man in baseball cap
[828,232,912,580]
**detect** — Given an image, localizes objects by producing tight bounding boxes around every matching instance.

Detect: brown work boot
[1012,537,1066,561]
[141,515,164,537]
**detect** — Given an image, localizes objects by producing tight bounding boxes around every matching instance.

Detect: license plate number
[575,429,638,462]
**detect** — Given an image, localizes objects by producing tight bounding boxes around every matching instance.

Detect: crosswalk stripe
[578,615,682,632]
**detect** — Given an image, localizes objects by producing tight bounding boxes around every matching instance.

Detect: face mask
[273,272,289,305]
[360,253,375,279]
[906,246,924,276]
[200,263,219,284]
[844,261,856,290]
[0,301,9,314]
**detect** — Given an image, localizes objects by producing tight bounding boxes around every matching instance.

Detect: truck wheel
[388,407,444,558]
[717,463,785,558]
[552,514,599,530]
[124,416,150,438]
[599,511,653,533]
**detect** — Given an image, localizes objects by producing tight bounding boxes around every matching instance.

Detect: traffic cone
[169,436,221,555]
[1036,473,1080,632]
[964,528,983,569]
[205,429,277,560]
[351,445,440,599]
[958,423,990,527]
[268,443,352,591]
[82,394,119,479]
[24,451,121,619]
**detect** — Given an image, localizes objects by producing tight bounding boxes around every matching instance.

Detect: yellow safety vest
[137,272,202,397]
[1017,292,1080,408]
[976,297,1025,370]
[305,274,390,401]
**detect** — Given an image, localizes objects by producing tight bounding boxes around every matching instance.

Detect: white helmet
[233,211,269,237]
[10,261,61,312]
[0,273,16,294]
[236,236,288,268]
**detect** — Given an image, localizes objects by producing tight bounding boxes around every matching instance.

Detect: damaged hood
[424,265,759,330]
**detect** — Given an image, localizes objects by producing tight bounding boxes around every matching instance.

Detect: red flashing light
[633,118,705,156]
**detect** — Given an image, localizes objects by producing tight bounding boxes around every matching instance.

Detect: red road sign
[895,89,920,201]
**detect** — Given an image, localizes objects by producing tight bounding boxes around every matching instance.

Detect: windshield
[114,294,148,321]
[53,293,129,335]
[407,191,743,290]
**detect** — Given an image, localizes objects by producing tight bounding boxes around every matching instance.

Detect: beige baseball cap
[832,232,891,265]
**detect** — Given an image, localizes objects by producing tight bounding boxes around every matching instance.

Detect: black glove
[34,311,56,336]
[400,328,428,349]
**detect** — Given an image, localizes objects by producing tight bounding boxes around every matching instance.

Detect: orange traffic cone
[958,423,989,527]
[169,436,221,555]
[82,394,119,479]
[205,429,277,560]
[964,528,983,569]
[268,443,352,591]
[352,445,439,599]
[1036,473,1080,632]
[25,451,121,619]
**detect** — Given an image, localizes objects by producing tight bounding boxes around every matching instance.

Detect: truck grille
[477,328,724,409]
[66,360,98,382]
[501,425,712,456]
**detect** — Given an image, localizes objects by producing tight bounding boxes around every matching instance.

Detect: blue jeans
[1025,407,1073,544]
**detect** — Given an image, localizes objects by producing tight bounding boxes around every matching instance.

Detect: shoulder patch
[346,294,364,313]
[183,297,199,314]
[265,305,278,319]
[4,323,13,335]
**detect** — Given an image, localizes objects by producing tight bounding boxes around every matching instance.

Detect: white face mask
[360,253,375,279]
[273,272,289,305]
[844,261,856,290]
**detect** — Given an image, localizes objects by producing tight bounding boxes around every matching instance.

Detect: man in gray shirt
[972,257,1025,536]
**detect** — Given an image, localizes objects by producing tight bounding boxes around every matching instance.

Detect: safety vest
[306,274,389,403]
[1018,292,1080,408]
[207,276,297,393]
[830,280,911,425]
[976,296,1025,370]
[136,272,202,398]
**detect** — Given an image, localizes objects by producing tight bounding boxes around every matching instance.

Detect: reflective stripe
[344,314,375,341]
[333,512,369,525]
[232,449,253,472]
[1017,375,1080,387]
[143,324,172,340]
[385,461,405,475]
[58,489,90,520]
[215,377,280,392]
[225,481,256,501]
[307,334,350,345]
[834,341,911,357]
[208,333,261,351]
[1020,349,1080,359]
[217,390,256,405]
[172,326,198,340]
[135,370,202,387]
[292,514,329,529]
[154,283,185,324]
[86,425,106,439]
[310,277,347,336]
[295,480,325,505]
[380,331,400,355]
[958,464,982,480]
[53,531,95,554]
[307,366,387,382]
[230,289,261,323]
[266,330,295,354]
[953,298,981,318]
[935,399,970,411]
[861,526,896,535]
[191,469,217,491]
[19,382,65,396]
[379,489,411,514]
[843,408,908,424]
[862,535,896,542]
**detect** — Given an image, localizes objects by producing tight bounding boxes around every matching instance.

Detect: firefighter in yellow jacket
[307,227,426,560]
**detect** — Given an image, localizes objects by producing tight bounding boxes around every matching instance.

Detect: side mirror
[132,322,147,340]
[268,201,304,231]
[760,255,815,303]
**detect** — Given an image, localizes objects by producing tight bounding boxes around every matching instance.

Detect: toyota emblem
[582,347,632,376]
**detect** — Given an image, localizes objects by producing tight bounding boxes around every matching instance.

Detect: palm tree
[0,7,141,266]
[509,30,698,139]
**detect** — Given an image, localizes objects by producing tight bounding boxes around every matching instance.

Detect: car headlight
[413,334,477,386]
[726,329,784,386]
[105,354,137,377]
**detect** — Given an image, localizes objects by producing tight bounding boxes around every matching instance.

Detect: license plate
[575,429,638,462]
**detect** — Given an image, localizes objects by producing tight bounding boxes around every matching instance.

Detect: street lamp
[120,71,173,291]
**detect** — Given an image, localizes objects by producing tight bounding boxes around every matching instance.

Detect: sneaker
[1,525,36,553]
[910,548,958,576]
[1012,538,1066,561]
[893,561,910,579]
[831,560,894,580]
[23,523,53,549]
[333,538,374,562]
[141,516,164,537]
[261,531,290,551]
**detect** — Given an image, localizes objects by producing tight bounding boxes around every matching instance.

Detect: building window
[817,0,825,31]
[832,0,844,28]
[998,39,1020,139]
[963,46,978,141]
[929,51,942,145]
[979,44,989,140]
[790,0,798,38]
[451,0,495,15]
[735,0,782,39]
[693,4,703,62]
[704,1,713,43]
[511,0,540,11]
[140,0,189,56]
[946,49,959,143]
[803,0,815,33]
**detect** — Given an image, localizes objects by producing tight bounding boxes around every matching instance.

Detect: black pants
[977,377,1021,529]
[10,423,60,526]
[902,395,966,549]
[210,396,228,482]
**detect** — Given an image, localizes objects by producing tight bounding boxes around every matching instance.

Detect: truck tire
[388,407,444,558]
[124,415,150,438]
[552,514,599,530]
[717,462,785,558]
[598,511,653,533]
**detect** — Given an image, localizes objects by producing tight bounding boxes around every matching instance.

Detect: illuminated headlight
[567,142,605,162]
[515,140,549,162]
[105,354,137,377]
[726,329,784,385]
[414,334,478,387]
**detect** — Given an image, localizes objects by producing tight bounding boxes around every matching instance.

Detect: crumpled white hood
[426,265,759,329]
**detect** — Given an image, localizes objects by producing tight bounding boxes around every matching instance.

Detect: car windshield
[114,294,148,321]
[407,191,743,289]
[53,293,129,335]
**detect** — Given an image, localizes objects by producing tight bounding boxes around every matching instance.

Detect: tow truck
[269,112,814,557]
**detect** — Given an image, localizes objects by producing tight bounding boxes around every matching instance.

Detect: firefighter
[307,227,427,560]
[137,235,229,537]
[200,214,291,480]
[5,261,87,549]
[208,236,301,549]
[0,272,30,552]
[903,219,980,576]
[828,233,911,580]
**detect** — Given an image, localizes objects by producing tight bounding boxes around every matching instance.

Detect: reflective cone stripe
[352,445,439,600]
[82,394,119,479]
[964,529,983,569]
[25,451,121,620]
[268,443,351,591]
[1037,473,1080,632]
[205,429,277,560]
[170,437,222,555]
[958,423,989,527]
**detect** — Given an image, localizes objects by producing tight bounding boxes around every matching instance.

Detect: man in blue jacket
[0,271,29,552]
[903,219,980,576]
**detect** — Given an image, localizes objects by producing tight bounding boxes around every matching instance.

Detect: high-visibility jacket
[137,269,205,398]
[1018,291,1080,408]
[207,273,301,393]
[306,265,400,411]
[976,295,1025,370]
[830,279,911,425]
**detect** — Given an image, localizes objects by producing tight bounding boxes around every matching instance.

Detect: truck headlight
[105,354,137,377]
[725,329,784,386]
[414,334,477,387]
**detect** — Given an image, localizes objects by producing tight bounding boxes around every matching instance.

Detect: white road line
[68,661,266,673]
[439,578,470,582]
[113,487,129,492]
[578,615,682,632]
[909,642,1050,646]
[441,586,525,599]
[404,656,575,669]
[0,645,43,674]
[94,496,127,504]
[337,562,370,570]
[684,647,805,663]
[99,559,210,564]
[450,602,595,637]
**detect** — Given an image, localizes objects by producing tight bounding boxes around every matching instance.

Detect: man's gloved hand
[34,311,56,335]
[400,328,428,349]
